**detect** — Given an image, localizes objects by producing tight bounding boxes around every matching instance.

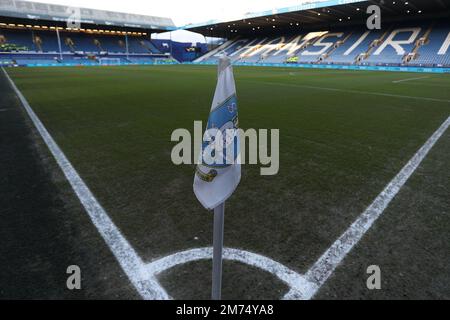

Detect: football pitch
[4,65,450,299]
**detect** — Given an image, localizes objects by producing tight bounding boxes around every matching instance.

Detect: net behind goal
[99,58,122,65]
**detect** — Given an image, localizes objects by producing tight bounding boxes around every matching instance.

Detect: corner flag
[193,55,241,300]
[193,56,241,210]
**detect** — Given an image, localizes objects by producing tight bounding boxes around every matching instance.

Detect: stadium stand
[0,0,178,66]
[0,26,174,65]
[1,20,449,67]
[186,0,450,70]
[0,0,448,68]
[411,21,450,67]
[0,24,209,65]
[197,20,450,68]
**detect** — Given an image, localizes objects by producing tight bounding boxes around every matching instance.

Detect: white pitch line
[2,67,169,300]
[302,115,450,299]
[392,76,429,83]
[142,112,449,300]
[144,247,318,300]
[3,66,311,301]
[4,66,449,300]
[253,80,450,103]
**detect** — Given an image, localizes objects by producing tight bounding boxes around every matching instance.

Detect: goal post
[98,58,122,66]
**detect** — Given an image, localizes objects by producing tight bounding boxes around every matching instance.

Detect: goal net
[99,58,122,66]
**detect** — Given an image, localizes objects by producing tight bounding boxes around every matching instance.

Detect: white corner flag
[193,55,241,300]
[193,56,241,210]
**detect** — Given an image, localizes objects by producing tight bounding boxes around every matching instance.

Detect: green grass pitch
[7,65,450,299]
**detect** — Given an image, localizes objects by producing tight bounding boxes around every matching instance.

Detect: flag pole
[212,201,225,300]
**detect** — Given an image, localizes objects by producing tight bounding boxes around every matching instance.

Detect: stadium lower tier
[0,27,208,64]
[0,27,176,66]
[198,20,450,67]
[0,27,161,54]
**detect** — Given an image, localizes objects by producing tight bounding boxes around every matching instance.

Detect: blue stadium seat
[326,29,381,64]
[194,20,449,67]
[411,22,450,67]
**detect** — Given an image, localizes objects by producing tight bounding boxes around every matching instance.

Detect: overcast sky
[23,0,315,42]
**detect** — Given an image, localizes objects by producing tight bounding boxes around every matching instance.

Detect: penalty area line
[392,76,429,83]
[252,80,450,103]
[303,115,450,299]
[1,67,169,300]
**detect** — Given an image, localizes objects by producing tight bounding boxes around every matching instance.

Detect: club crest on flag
[193,56,241,210]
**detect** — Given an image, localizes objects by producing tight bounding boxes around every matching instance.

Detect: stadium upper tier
[197,20,450,67]
[0,0,175,31]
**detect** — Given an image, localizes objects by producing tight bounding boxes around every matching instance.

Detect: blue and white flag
[194,56,241,210]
